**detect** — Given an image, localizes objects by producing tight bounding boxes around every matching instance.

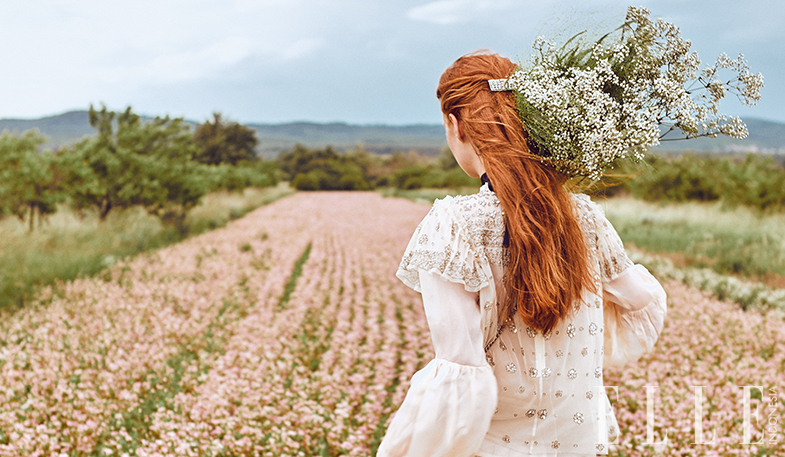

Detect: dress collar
[480,173,494,192]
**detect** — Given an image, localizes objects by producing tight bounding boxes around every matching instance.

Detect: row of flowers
[627,249,785,314]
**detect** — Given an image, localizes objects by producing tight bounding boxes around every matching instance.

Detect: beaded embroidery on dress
[397,184,507,291]
[471,189,623,456]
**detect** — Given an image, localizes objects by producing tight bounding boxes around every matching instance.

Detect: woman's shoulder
[439,183,503,220]
[397,186,497,293]
[440,184,507,266]
[569,192,606,230]
[570,193,633,279]
[570,192,600,214]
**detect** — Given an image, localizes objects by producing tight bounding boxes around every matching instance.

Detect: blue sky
[1,0,782,125]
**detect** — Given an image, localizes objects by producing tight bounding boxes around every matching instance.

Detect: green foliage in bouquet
[508,6,764,180]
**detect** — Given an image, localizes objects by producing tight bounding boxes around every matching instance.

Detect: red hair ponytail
[437,51,594,334]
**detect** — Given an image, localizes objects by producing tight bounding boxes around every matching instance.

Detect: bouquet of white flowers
[502,6,764,180]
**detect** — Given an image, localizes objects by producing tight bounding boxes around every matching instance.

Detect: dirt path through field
[0,192,782,456]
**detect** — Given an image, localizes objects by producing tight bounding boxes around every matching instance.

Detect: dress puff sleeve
[378,199,497,457]
[592,204,668,368]
[396,197,492,294]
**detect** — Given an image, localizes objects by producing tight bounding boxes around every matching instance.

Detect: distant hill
[0,111,446,158]
[0,111,96,151]
[2,110,784,159]
[656,118,785,155]
[246,122,445,158]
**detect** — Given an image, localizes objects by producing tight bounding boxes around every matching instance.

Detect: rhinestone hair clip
[488,79,513,91]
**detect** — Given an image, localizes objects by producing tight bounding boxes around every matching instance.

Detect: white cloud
[407,0,511,25]
[279,38,326,61]
[98,37,254,85]
[0,0,332,117]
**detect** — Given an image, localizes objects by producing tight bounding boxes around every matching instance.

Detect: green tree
[278,145,372,190]
[626,154,721,203]
[0,131,77,231]
[278,144,340,179]
[208,160,279,192]
[393,165,428,190]
[72,105,209,221]
[718,154,785,210]
[194,112,259,165]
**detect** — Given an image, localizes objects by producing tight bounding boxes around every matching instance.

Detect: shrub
[393,166,428,190]
[592,153,785,212]
[292,171,327,191]
[279,146,372,191]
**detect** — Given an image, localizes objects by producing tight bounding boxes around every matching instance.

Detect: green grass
[597,197,785,286]
[376,185,482,205]
[278,242,312,310]
[186,182,294,234]
[0,183,294,312]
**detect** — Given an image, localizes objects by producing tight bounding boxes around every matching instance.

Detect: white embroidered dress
[377,184,667,457]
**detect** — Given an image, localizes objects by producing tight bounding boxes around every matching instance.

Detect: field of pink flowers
[0,192,782,456]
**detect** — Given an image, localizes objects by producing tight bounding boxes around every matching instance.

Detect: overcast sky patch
[0,0,781,125]
[407,0,512,25]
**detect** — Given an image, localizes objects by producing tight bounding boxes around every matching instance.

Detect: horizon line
[2,109,784,128]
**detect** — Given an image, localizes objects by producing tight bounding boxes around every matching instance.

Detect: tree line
[277,144,479,191]
[276,143,785,214]
[0,106,278,231]
[593,152,785,211]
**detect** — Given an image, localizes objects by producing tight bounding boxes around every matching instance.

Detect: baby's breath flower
[719,116,749,139]
[505,6,763,180]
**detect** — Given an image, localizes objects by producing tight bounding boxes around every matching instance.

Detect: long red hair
[437,51,594,334]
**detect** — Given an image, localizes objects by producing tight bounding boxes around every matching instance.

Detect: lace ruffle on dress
[378,184,667,457]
